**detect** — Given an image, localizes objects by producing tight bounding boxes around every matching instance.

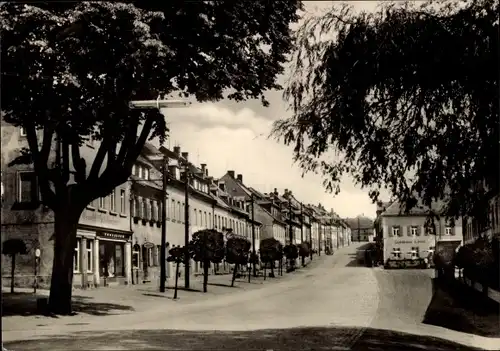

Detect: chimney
[284,188,288,195]
[181,152,188,160]
[200,163,206,173]
[205,168,208,176]
[173,146,181,156]
[228,170,235,178]
[237,174,243,183]
[274,188,278,195]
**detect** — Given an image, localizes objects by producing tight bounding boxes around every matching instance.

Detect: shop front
[97,231,132,286]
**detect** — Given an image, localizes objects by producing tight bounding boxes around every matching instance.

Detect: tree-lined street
[4,243,499,350]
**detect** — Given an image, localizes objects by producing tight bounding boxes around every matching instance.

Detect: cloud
[163,103,379,218]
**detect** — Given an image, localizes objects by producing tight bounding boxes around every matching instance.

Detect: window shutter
[131,198,136,217]
[158,201,162,221]
[389,227,393,237]
[416,226,420,236]
[136,197,142,217]
[451,226,456,236]
[407,226,411,236]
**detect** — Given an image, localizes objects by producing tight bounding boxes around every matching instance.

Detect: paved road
[3,243,499,350]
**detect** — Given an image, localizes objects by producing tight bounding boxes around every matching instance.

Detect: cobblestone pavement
[3,243,499,350]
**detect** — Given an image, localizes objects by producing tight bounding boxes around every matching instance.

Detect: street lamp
[129,99,192,109]
[130,97,190,293]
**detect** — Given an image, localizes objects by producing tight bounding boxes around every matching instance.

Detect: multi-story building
[246,188,287,246]
[217,171,262,252]
[346,216,375,242]
[379,200,463,265]
[1,121,133,289]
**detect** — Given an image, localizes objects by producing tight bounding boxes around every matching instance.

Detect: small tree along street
[272,0,498,220]
[0,1,302,314]
[189,230,225,293]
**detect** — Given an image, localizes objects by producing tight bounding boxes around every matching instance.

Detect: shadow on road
[2,292,134,317]
[3,326,484,350]
[345,259,365,267]
[423,278,500,337]
[207,282,241,288]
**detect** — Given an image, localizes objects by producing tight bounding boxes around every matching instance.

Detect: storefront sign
[143,242,155,249]
[394,239,428,244]
[97,232,129,241]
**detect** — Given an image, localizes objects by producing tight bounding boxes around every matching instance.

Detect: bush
[456,237,498,289]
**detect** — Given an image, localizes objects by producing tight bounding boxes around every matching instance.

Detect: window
[181,203,185,222]
[20,127,27,136]
[391,226,400,237]
[410,246,419,259]
[144,168,149,180]
[110,189,116,212]
[171,199,176,220]
[391,247,401,259]
[445,226,453,235]
[120,189,126,213]
[177,201,181,221]
[410,226,418,236]
[99,197,106,209]
[209,215,212,228]
[138,165,143,178]
[132,164,136,176]
[426,226,435,235]
[74,239,80,272]
[18,171,38,203]
[86,240,93,272]
[204,212,207,227]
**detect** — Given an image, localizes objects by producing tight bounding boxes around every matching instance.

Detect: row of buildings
[1,124,352,289]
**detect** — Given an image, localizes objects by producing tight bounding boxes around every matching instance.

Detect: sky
[160,1,386,219]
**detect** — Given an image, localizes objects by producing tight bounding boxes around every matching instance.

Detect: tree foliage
[284,244,299,260]
[260,238,283,263]
[1,1,301,313]
[298,242,310,258]
[272,0,499,219]
[1,0,302,210]
[225,235,251,265]
[189,229,225,264]
[2,239,28,256]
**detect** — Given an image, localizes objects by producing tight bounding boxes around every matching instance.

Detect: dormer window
[219,182,225,192]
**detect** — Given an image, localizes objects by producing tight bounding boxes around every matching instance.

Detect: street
[3,243,499,350]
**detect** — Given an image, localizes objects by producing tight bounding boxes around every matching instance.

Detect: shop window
[100,241,125,277]
[86,240,93,272]
[74,239,80,273]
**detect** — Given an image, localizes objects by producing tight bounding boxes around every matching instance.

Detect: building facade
[380,201,463,264]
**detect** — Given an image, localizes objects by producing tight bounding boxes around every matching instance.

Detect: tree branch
[24,123,58,209]
[88,138,109,181]
[71,142,86,184]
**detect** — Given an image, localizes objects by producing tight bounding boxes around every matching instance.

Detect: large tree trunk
[48,207,81,315]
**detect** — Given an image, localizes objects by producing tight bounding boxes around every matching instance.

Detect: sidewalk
[2,256,325,333]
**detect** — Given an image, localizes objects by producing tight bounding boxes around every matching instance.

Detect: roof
[381,199,447,217]
[345,216,374,229]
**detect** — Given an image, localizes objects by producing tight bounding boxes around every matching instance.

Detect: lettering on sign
[97,232,129,241]
[394,240,428,244]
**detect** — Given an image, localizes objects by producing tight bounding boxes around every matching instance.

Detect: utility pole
[184,164,190,289]
[288,198,293,244]
[251,194,257,277]
[159,155,169,293]
[300,202,304,266]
